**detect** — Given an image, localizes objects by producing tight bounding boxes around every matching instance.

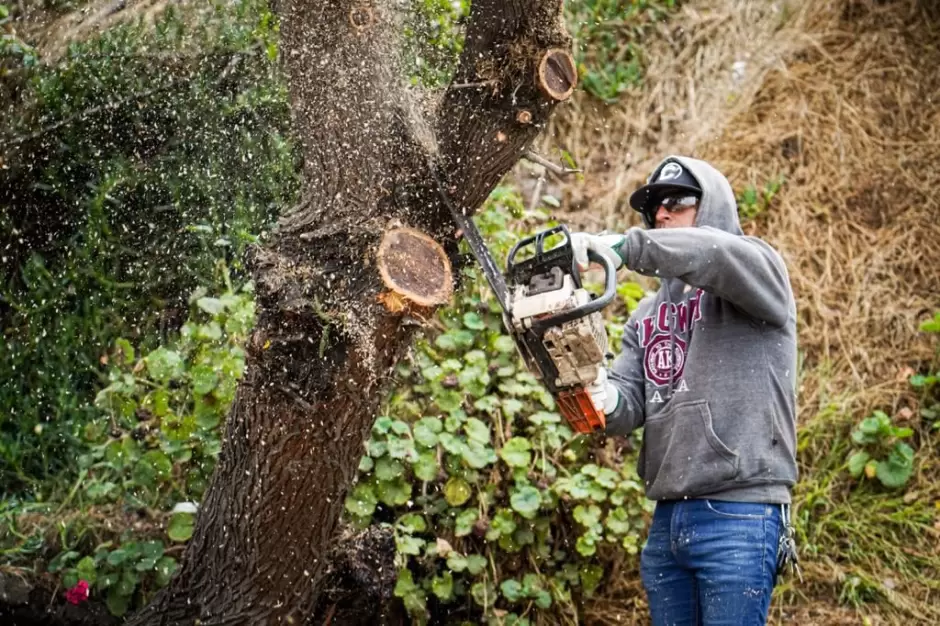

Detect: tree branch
[523,148,583,177]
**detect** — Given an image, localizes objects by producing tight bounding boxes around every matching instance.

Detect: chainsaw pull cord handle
[527,248,617,334]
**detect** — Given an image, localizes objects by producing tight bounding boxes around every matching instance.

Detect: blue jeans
[640,499,782,626]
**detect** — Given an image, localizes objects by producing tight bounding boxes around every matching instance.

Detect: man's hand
[570,232,626,273]
[587,367,620,415]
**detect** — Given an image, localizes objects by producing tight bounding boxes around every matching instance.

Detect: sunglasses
[657,195,700,211]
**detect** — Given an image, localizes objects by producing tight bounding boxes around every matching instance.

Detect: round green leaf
[376,478,412,506]
[464,418,490,444]
[509,485,541,518]
[500,579,523,602]
[454,509,478,537]
[413,417,443,447]
[500,437,532,468]
[412,450,440,482]
[463,312,486,330]
[375,457,405,481]
[432,572,455,601]
[444,477,472,506]
[344,484,377,517]
[167,512,194,543]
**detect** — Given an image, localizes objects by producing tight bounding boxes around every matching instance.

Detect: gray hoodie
[606,156,798,504]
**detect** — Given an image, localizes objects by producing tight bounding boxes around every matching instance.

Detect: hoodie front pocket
[641,400,739,500]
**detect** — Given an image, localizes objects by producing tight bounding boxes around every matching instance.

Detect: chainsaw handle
[528,248,617,332]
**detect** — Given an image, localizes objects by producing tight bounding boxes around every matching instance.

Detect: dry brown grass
[527,0,940,624]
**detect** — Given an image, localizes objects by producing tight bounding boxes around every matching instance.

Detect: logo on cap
[657,162,683,181]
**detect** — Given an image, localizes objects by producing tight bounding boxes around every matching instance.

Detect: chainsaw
[433,167,617,433]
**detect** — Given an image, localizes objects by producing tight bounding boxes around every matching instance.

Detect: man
[570,155,799,626]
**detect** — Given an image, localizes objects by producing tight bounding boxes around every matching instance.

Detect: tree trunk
[129,1,574,624]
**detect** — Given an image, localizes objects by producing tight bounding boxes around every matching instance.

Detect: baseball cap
[628,161,702,215]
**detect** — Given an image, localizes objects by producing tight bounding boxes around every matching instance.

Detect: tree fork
[128,1,573,623]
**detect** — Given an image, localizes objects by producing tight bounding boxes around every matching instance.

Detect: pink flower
[65,580,90,605]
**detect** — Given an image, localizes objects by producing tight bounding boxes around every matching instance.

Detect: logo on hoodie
[644,334,687,386]
[636,289,704,389]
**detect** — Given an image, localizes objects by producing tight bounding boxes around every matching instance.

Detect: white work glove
[587,367,620,415]
[569,232,626,273]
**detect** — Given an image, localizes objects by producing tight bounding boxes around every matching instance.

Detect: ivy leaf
[376,478,412,506]
[605,507,631,535]
[145,347,183,382]
[190,364,219,395]
[390,420,411,436]
[358,456,374,473]
[167,513,194,543]
[465,418,491,444]
[847,451,870,478]
[528,411,561,426]
[500,437,532,468]
[435,389,464,412]
[397,513,427,534]
[412,450,439,482]
[386,436,415,461]
[439,432,467,456]
[576,532,597,556]
[454,509,478,537]
[471,581,497,609]
[413,417,443,447]
[594,468,620,489]
[573,504,602,529]
[502,398,524,418]
[534,589,552,609]
[344,484,378,517]
[394,569,428,618]
[463,312,486,330]
[107,588,131,617]
[462,440,496,469]
[396,534,425,556]
[875,443,914,488]
[154,556,177,587]
[493,335,516,354]
[580,564,604,594]
[373,416,393,434]
[444,477,472,506]
[473,395,500,414]
[367,439,388,458]
[375,457,405,481]
[466,554,488,575]
[509,486,541,519]
[196,296,225,315]
[500,579,523,602]
[432,571,455,601]
[446,553,468,572]
[490,509,517,537]
[76,556,97,585]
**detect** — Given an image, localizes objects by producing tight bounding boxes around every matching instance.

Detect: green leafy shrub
[81,272,254,510]
[566,0,679,103]
[344,190,652,625]
[910,312,940,430]
[0,0,299,489]
[49,538,178,617]
[35,273,253,615]
[403,0,470,87]
[403,0,680,99]
[846,411,914,489]
[736,175,786,221]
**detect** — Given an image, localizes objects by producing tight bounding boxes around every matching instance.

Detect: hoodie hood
[641,155,743,235]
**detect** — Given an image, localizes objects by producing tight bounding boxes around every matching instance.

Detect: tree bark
[128,1,573,624]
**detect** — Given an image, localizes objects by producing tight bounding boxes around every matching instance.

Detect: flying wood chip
[377,227,453,309]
